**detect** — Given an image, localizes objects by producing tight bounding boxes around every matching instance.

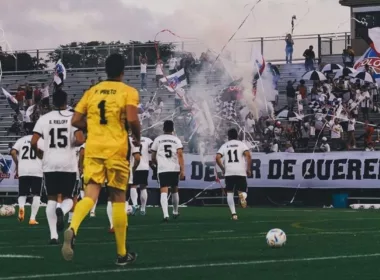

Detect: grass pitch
[0,206,379,280]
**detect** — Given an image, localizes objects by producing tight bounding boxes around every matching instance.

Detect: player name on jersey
[49,120,68,124]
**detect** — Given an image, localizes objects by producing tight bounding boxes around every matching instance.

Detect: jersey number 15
[49,128,68,148]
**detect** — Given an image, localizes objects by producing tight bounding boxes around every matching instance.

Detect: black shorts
[225,176,248,193]
[156,75,164,82]
[72,180,81,197]
[44,172,77,197]
[133,170,149,186]
[158,172,179,188]
[19,176,42,196]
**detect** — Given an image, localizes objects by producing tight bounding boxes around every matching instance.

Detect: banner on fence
[1,152,380,192]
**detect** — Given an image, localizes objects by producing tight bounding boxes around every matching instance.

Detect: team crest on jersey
[0,158,12,181]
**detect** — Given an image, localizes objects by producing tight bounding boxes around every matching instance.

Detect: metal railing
[1,32,352,72]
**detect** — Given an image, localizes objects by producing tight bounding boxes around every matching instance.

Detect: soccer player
[63,53,141,265]
[216,128,252,220]
[11,129,44,225]
[31,89,85,244]
[151,120,185,222]
[130,135,153,215]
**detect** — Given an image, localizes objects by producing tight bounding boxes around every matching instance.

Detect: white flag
[160,68,187,92]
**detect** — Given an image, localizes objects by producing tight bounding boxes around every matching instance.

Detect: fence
[1,32,353,71]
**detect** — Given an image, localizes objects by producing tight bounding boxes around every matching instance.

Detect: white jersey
[128,138,141,184]
[151,134,183,174]
[33,110,79,173]
[217,140,249,177]
[12,135,44,178]
[136,137,153,171]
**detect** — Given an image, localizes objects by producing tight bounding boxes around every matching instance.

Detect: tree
[0,48,47,71]
[48,41,175,68]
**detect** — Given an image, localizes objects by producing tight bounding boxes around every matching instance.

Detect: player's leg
[17,176,29,222]
[68,180,80,224]
[107,197,114,233]
[171,172,180,218]
[62,158,104,261]
[225,176,237,220]
[158,172,170,221]
[237,176,248,209]
[55,173,75,232]
[90,199,98,217]
[138,170,149,215]
[129,185,138,214]
[107,158,136,265]
[29,176,43,225]
[44,173,60,244]
[140,185,148,215]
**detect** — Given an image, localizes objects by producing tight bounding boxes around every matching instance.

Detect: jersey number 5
[49,128,68,148]
[164,145,172,158]
[98,100,107,125]
[227,149,239,163]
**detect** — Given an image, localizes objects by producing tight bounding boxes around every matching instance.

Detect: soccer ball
[0,205,15,217]
[266,228,286,248]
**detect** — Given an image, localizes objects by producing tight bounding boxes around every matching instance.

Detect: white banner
[1,152,380,191]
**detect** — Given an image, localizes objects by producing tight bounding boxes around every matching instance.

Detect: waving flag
[54,59,67,85]
[160,68,187,92]
[357,24,380,57]
[2,88,19,112]
[354,48,380,84]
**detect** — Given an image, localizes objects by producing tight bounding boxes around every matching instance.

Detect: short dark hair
[163,120,174,133]
[53,89,67,108]
[105,53,125,78]
[228,128,238,140]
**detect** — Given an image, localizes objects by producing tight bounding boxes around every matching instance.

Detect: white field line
[0,253,380,279]
[208,230,235,233]
[0,254,43,259]
[0,229,379,250]
[0,217,379,233]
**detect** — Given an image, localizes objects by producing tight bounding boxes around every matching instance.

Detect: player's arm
[132,152,141,173]
[10,146,19,177]
[215,153,225,174]
[243,150,252,177]
[74,130,85,146]
[72,90,89,130]
[126,88,141,145]
[178,148,185,179]
[31,134,44,159]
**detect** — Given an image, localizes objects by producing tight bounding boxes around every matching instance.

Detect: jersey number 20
[21,146,37,160]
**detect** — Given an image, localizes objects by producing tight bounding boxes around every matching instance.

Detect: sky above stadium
[0,0,350,52]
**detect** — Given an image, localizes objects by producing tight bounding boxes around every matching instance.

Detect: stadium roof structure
[340,0,380,7]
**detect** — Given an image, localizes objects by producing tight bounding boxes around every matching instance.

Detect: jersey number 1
[98,100,107,125]
[227,149,239,163]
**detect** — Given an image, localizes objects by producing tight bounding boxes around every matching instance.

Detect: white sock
[172,192,179,215]
[91,200,98,213]
[227,193,236,215]
[30,196,41,221]
[68,212,73,223]
[140,189,148,212]
[130,188,138,206]
[60,198,73,215]
[57,203,61,209]
[46,200,58,240]
[160,193,169,218]
[18,196,27,209]
[107,201,113,228]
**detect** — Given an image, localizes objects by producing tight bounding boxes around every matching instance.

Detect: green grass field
[0,206,380,280]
